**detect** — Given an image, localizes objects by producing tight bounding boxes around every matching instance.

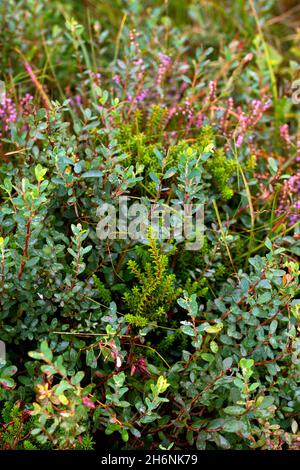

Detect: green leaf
[54,356,67,376]
[121,429,129,442]
[213,433,231,449]
[54,379,73,396]
[239,358,254,370]
[81,170,103,178]
[204,323,223,334]
[270,320,278,334]
[67,248,77,258]
[28,351,46,360]
[210,340,219,353]
[258,292,272,304]
[156,375,170,394]
[58,394,69,405]
[206,418,224,430]
[41,365,57,375]
[114,400,130,408]
[0,377,15,388]
[163,167,177,179]
[249,382,259,392]
[233,378,245,390]
[40,341,53,362]
[268,157,278,176]
[224,406,246,416]
[264,238,273,250]
[86,350,97,368]
[35,164,48,182]
[223,419,245,433]
[257,279,272,289]
[1,365,17,376]
[257,396,275,409]
[222,357,233,370]
[180,323,195,336]
[149,172,159,185]
[30,428,41,436]
[113,372,125,388]
[200,353,214,362]
[71,371,85,385]
[292,420,298,434]
[3,178,12,193]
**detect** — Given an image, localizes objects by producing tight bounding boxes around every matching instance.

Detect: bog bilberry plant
[0,0,299,451]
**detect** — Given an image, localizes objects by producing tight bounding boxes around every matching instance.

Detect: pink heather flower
[158,53,172,67]
[156,53,172,86]
[277,171,300,226]
[133,58,144,66]
[75,95,82,106]
[136,89,148,103]
[296,141,300,162]
[208,80,217,100]
[243,52,254,63]
[182,99,193,123]
[68,94,82,108]
[93,72,101,80]
[20,93,34,117]
[82,396,96,409]
[234,98,270,147]
[220,97,234,135]
[113,75,121,85]
[129,29,139,48]
[236,134,244,147]
[0,94,17,137]
[165,106,177,126]
[280,124,290,147]
[196,112,204,128]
